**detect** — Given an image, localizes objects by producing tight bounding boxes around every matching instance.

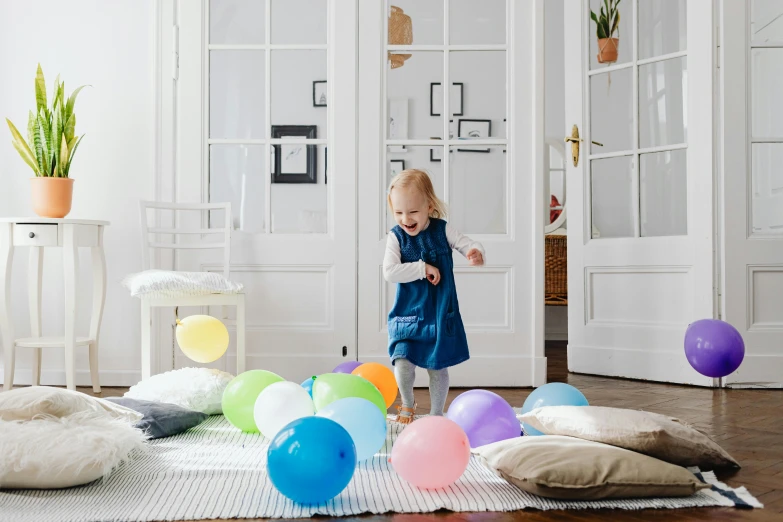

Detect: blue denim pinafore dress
[387,218,470,370]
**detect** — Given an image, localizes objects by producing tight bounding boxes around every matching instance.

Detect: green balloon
[222,370,284,432]
[313,373,387,416]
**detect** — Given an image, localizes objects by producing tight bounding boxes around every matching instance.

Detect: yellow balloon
[175,315,229,363]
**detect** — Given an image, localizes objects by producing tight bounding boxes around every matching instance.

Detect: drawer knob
[28,232,35,238]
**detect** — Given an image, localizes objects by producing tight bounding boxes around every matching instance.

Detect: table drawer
[13,224,59,247]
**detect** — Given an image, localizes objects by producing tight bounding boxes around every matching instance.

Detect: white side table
[0,218,109,392]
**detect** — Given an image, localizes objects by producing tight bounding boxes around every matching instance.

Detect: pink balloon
[390,416,470,489]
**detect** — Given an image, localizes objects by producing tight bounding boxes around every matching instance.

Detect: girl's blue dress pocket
[388,314,435,342]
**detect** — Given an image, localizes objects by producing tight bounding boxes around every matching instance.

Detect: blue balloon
[521,383,588,436]
[316,397,387,462]
[301,376,315,398]
[267,416,356,504]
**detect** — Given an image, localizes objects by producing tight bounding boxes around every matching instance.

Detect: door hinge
[717,293,723,320]
[172,25,180,81]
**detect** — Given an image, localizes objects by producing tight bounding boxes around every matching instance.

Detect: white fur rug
[0,416,761,521]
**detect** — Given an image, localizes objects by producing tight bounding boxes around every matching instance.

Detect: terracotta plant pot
[30,177,74,218]
[597,37,619,64]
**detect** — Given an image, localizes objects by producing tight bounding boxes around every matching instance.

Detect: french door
[173,0,357,382]
[357,1,546,387]
[564,0,716,385]
[721,0,783,388]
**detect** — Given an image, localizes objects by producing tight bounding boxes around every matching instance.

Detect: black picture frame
[313,81,327,107]
[430,82,464,117]
[271,125,318,184]
[457,119,491,153]
[390,159,405,176]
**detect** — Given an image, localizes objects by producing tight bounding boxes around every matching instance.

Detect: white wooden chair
[138,201,245,379]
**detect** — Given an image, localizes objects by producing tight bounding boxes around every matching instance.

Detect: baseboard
[0,368,142,388]
[544,330,568,341]
[567,344,714,387]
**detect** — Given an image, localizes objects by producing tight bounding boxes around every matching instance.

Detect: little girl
[383,169,485,424]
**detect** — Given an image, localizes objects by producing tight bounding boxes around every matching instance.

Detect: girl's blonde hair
[387,169,448,219]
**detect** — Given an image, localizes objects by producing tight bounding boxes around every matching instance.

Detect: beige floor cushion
[0,412,146,489]
[519,405,739,469]
[0,386,142,424]
[473,435,709,500]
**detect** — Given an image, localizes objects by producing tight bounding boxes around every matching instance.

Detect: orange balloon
[352,363,398,408]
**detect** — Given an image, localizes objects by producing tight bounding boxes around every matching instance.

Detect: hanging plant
[591,0,621,64]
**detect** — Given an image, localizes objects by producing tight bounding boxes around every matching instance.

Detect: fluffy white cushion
[0,412,146,489]
[0,386,142,424]
[122,269,243,298]
[125,367,234,415]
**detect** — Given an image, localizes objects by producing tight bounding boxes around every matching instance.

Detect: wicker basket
[545,235,567,305]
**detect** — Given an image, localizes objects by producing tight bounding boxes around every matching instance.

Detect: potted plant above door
[591,0,621,64]
[6,64,87,218]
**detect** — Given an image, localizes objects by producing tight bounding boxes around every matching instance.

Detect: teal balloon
[521,383,588,436]
[267,416,356,504]
[316,397,387,462]
[301,376,315,398]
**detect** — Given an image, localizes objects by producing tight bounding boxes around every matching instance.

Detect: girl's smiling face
[390,185,432,236]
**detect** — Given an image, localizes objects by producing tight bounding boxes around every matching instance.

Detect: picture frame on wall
[271,125,318,183]
[430,82,464,117]
[388,98,408,152]
[313,81,327,107]
[390,159,405,177]
[457,119,491,153]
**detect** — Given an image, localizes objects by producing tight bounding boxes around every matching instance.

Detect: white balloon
[253,381,315,439]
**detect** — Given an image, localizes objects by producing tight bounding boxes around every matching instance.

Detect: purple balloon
[333,361,362,374]
[684,319,745,378]
[446,390,520,448]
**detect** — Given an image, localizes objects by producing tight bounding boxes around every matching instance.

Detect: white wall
[0,0,155,386]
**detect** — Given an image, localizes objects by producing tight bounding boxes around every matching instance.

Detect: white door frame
[356,0,546,387]
[720,0,783,388]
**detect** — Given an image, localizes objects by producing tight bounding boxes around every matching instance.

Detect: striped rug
[0,416,761,521]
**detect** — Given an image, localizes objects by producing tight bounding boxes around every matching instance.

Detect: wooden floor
[58,342,782,521]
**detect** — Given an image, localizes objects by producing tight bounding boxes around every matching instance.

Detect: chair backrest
[139,201,232,280]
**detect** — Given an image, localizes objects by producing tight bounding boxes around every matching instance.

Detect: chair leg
[141,301,152,381]
[31,348,42,386]
[236,294,246,374]
[89,342,101,393]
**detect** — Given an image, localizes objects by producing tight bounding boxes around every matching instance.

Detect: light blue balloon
[521,383,588,436]
[316,397,387,462]
[301,376,315,398]
[268,416,356,504]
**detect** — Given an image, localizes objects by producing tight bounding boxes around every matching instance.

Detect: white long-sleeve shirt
[383,221,486,283]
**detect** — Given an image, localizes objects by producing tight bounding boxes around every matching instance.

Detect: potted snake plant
[591,0,621,64]
[6,64,87,218]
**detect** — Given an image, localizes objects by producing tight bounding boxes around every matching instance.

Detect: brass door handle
[564,125,583,166]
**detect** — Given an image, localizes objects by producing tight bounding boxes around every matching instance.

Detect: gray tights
[393,358,450,416]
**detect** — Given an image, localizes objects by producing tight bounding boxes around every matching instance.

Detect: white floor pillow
[125,367,234,415]
[0,386,142,424]
[0,412,146,489]
[122,269,243,298]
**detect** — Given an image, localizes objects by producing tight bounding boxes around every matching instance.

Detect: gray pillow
[104,397,207,439]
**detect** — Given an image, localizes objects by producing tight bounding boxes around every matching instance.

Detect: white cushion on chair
[122,269,243,298]
[125,367,234,415]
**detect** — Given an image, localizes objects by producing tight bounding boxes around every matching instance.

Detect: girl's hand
[425,263,441,285]
[467,248,484,266]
